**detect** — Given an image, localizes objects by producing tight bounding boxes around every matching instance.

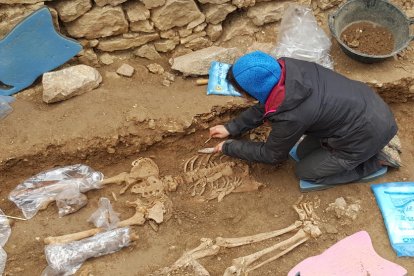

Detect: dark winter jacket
[222,58,397,169]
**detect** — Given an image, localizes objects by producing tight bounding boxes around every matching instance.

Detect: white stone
[42,65,102,103]
[116,64,135,77]
[52,0,92,22]
[65,6,128,39]
[171,46,242,75]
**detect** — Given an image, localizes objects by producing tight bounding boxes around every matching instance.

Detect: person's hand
[214,141,226,153]
[209,125,229,139]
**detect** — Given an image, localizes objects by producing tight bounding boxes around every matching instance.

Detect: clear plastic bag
[42,227,132,276]
[0,96,15,120]
[56,186,88,218]
[88,197,120,230]
[272,4,333,69]
[9,164,103,219]
[0,209,11,275]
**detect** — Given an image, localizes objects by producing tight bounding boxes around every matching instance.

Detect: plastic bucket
[329,0,414,63]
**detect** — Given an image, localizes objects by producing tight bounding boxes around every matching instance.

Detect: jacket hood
[274,57,313,113]
[232,51,281,104]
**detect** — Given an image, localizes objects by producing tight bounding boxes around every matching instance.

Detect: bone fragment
[100,172,129,185]
[216,221,302,248]
[198,147,215,154]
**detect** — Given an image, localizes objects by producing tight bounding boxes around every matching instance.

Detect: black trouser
[295,136,382,185]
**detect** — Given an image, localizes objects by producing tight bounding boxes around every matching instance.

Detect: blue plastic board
[207,61,241,97]
[0,7,82,96]
[371,182,414,256]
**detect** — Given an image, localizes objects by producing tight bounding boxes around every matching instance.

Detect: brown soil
[341,21,395,56]
[1,13,414,276]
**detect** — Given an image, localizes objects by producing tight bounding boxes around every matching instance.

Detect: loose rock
[116,64,135,77]
[147,63,165,75]
[42,65,102,103]
[134,44,162,60]
[171,46,242,75]
[100,53,115,65]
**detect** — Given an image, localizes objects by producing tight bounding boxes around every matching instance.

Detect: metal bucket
[329,0,414,63]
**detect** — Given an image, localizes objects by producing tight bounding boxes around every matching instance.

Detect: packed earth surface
[1,2,414,276]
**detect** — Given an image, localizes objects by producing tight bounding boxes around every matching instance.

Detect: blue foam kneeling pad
[371,182,414,256]
[290,145,388,192]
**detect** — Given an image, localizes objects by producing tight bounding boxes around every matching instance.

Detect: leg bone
[216,221,302,248]
[223,229,310,276]
[44,209,145,244]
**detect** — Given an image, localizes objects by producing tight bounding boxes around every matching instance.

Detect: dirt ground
[1,10,414,276]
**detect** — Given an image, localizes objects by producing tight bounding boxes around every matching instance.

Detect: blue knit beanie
[232,51,281,104]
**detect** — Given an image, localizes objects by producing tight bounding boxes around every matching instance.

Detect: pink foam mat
[288,231,407,276]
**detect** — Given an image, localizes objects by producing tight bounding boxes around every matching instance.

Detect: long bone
[44,199,146,245]
[223,223,321,276]
[215,220,302,248]
[153,238,220,276]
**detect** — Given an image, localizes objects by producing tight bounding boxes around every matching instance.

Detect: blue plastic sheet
[207,61,241,97]
[371,182,414,256]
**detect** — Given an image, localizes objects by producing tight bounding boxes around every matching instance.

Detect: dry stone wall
[1,0,342,65]
[1,0,413,67]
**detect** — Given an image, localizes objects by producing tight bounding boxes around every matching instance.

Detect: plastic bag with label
[207,61,242,97]
[372,182,414,256]
[87,197,120,230]
[0,209,11,275]
[9,164,103,219]
[42,227,133,276]
[272,4,333,69]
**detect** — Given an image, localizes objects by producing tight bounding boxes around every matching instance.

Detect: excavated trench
[2,88,414,275]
